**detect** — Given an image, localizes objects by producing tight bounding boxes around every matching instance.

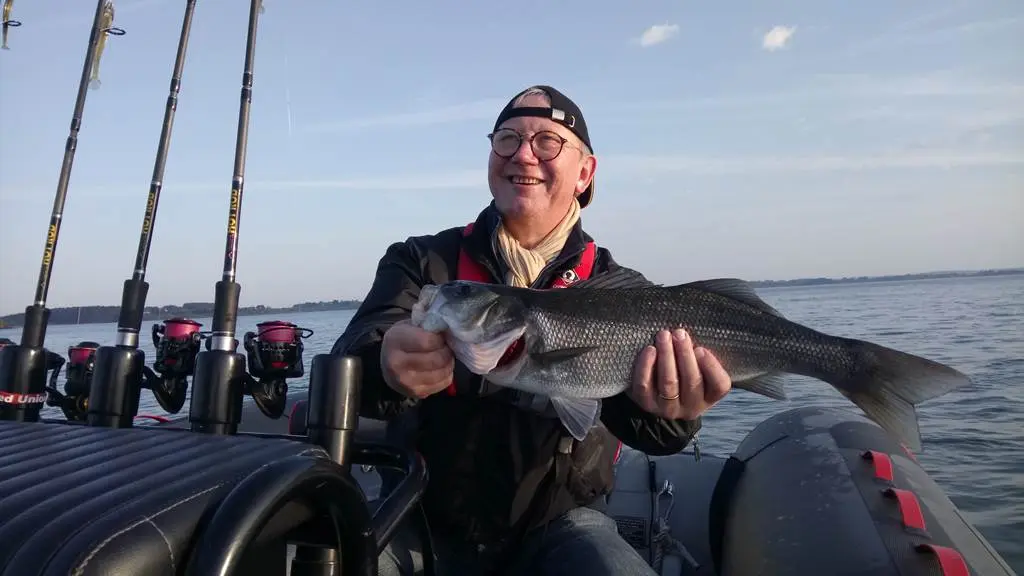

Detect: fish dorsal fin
[680,278,784,317]
[569,268,656,290]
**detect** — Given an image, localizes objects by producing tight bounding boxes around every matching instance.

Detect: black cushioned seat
[0,420,329,576]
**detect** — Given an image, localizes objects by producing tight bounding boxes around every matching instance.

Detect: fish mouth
[495,336,525,368]
[411,285,445,332]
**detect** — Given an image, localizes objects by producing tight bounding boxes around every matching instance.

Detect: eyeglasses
[487,128,580,161]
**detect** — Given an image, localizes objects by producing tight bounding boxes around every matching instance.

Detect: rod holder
[87,346,144,428]
[0,343,50,422]
[188,348,247,435]
[306,353,361,466]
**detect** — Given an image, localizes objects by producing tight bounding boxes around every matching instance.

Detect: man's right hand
[380,319,455,399]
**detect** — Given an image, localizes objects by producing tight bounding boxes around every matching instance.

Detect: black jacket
[332,203,701,547]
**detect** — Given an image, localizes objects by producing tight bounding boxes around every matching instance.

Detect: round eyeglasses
[487,128,578,161]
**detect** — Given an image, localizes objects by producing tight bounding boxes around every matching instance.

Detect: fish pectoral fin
[735,372,788,400]
[678,278,784,317]
[570,268,658,290]
[550,397,602,441]
[529,346,600,368]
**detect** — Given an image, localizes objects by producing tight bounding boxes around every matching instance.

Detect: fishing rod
[186,0,312,436]
[0,0,124,423]
[83,0,200,428]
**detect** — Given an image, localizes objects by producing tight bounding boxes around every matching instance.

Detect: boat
[0,1,1017,575]
[1,347,1016,576]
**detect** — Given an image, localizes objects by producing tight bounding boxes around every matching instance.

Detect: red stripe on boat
[883,488,927,531]
[861,450,894,482]
[916,543,970,576]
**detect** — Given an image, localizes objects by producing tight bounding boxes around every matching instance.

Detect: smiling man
[332,85,732,575]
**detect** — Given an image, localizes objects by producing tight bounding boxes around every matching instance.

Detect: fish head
[429,280,527,341]
[411,280,528,374]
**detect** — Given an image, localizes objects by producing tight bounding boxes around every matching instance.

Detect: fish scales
[515,285,853,393]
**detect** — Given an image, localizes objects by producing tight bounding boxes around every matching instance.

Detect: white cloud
[638,24,680,47]
[762,25,796,51]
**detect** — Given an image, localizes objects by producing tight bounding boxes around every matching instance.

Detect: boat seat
[0,420,334,576]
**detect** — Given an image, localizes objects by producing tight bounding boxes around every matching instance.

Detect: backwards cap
[492,85,595,208]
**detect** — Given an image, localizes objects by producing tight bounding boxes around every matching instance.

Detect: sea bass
[410,269,972,451]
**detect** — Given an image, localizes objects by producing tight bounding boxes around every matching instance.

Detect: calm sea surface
[7,274,1023,570]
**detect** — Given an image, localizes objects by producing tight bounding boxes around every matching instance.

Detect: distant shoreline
[747,267,1024,288]
[1,267,1021,330]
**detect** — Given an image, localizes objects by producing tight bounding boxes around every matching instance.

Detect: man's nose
[510,136,540,163]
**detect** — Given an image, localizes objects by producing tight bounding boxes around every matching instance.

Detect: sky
[0,0,1021,315]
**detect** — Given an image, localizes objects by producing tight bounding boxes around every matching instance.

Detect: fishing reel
[43,341,99,421]
[242,320,313,419]
[148,317,205,414]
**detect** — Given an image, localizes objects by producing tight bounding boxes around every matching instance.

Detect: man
[332,85,733,575]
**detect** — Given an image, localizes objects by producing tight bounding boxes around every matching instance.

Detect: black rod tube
[115,0,198,348]
[289,548,337,576]
[306,354,361,465]
[294,354,360,574]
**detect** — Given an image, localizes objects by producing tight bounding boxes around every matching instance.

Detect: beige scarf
[496,198,581,287]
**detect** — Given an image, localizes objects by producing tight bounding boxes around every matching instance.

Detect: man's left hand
[627,329,732,420]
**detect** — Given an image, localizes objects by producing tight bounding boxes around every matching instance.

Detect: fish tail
[830,338,972,453]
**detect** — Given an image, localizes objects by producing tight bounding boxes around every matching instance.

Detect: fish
[89,1,116,89]
[409,269,972,451]
[2,0,16,51]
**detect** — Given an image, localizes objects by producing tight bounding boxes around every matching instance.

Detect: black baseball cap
[492,85,596,208]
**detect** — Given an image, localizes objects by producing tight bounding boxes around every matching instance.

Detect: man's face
[487,94,596,222]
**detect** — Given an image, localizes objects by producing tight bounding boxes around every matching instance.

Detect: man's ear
[576,154,597,195]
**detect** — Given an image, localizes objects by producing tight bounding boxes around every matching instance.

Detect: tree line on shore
[0,299,362,329]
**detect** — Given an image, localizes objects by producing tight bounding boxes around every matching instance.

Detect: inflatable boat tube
[711,406,1016,576]
[0,420,324,576]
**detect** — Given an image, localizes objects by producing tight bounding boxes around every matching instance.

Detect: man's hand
[380,319,455,399]
[627,328,731,420]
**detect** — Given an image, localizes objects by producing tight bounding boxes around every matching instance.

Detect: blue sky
[1,0,1021,314]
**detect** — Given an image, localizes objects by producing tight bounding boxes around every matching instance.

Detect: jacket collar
[463,201,593,287]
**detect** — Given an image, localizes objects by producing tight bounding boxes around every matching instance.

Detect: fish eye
[456,283,473,297]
